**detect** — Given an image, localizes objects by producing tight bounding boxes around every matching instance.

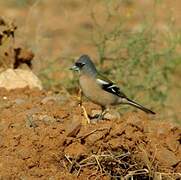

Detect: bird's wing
[96,74,155,114]
[96,73,127,98]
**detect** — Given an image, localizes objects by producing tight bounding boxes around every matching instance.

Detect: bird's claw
[90,113,104,121]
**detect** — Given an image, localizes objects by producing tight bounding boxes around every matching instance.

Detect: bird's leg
[102,107,109,118]
[78,88,90,124]
[97,106,108,120]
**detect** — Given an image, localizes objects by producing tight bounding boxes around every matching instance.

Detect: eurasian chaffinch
[70,54,155,121]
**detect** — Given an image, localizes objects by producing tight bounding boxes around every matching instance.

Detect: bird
[70,54,155,122]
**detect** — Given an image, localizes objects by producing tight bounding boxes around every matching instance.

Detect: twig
[64,154,72,164]
[125,168,149,179]
[94,155,102,173]
[64,154,75,173]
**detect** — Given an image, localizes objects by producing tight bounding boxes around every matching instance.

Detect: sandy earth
[0,88,180,179]
[0,1,181,179]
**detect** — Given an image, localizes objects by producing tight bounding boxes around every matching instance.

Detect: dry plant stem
[64,154,75,173]
[64,146,170,179]
[64,154,72,165]
[125,169,149,180]
[94,155,102,173]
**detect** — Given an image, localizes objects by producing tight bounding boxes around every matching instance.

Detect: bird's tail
[121,98,156,115]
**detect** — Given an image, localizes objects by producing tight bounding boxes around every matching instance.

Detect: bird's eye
[75,62,85,68]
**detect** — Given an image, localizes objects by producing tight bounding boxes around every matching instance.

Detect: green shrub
[91,2,180,111]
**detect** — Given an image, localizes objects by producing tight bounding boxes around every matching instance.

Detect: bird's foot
[90,113,106,121]
[97,114,104,121]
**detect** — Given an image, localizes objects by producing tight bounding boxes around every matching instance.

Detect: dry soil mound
[0,88,180,179]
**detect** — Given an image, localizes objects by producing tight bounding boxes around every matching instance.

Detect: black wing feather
[102,83,127,98]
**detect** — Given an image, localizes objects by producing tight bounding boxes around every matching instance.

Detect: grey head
[70,55,97,77]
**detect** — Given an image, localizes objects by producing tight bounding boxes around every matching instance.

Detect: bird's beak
[69,65,79,71]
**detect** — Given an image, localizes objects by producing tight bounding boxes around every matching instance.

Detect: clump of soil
[0,88,180,179]
[0,17,34,70]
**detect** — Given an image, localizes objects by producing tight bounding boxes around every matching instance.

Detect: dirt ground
[0,88,180,179]
[0,1,181,179]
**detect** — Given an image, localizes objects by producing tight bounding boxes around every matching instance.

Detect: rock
[41,96,59,104]
[39,115,57,125]
[14,98,26,105]
[91,109,120,120]
[0,68,42,90]
[41,94,68,105]
[64,142,87,158]
[104,112,119,120]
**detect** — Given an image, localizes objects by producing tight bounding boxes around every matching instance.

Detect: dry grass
[64,149,181,179]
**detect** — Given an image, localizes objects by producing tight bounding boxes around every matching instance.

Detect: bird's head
[70,54,97,76]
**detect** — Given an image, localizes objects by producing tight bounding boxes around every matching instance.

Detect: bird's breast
[79,75,118,106]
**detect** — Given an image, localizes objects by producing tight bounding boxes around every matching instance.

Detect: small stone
[0,69,43,90]
[104,112,119,120]
[41,96,58,104]
[39,115,57,125]
[41,93,69,106]
[14,98,26,105]
[64,142,87,158]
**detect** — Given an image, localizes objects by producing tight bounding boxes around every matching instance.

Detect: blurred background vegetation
[0,0,180,122]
